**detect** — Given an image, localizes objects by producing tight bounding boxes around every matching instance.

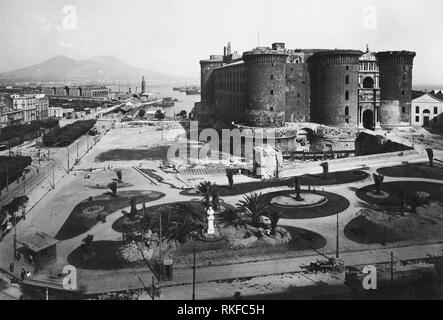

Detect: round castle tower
[308,50,363,127]
[376,51,416,128]
[242,46,288,127]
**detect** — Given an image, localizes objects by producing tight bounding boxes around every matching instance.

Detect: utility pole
[6,163,9,191]
[52,159,55,189]
[151,276,155,301]
[192,247,196,300]
[13,212,17,260]
[77,142,79,161]
[336,213,339,259]
[390,252,394,286]
[67,147,70,172]
[159,211,163,282]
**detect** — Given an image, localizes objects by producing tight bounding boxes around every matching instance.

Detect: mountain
[0,55,183,82]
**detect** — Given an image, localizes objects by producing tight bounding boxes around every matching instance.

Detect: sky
[0,0,442,85]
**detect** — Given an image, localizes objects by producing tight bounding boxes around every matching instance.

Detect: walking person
[9,262,14,273]
[20,268,26,281]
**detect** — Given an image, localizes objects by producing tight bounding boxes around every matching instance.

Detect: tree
[129,197,138,219]
[115,170,122,183]
[218,208,244,227]
[108,182,117,197]
[320,162,329,180]
[265,209,280,235]
[196,181,213,210]
[226,170,234,189]
[155,110,165,120]
[156,204,205,244]
[372,173,384,194]
[211,186,220,211]
[81,234,95,259]
[138,109,146,119]
[426,148,434,167]
[237,193,268,228]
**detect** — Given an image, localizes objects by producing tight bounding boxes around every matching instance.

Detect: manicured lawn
[344,216,411,245]
[260,190,350,219]
[377,163,443,180]
[180,170,369,197]
[67,226,327,270]
[95,146,170,162]
[56,190,165,240]
[356,181,443,209]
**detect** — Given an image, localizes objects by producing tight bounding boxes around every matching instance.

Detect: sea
[107,84,200,115]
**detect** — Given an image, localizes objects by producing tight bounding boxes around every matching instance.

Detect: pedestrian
[20,268,26,281]
[9,262,14,273]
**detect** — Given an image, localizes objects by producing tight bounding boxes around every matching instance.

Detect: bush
[43,119,96,147]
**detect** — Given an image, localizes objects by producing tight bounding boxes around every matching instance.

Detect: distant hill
[0,55,184,82]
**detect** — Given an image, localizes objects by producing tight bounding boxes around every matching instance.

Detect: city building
[195,42,415,130]
[41,85,110,101]
[0,94,50,127]
[48,107,64,119]
[411,93,443,127]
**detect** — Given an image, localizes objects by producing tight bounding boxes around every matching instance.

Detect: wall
[355,131,412,156]
[285,62,310,122]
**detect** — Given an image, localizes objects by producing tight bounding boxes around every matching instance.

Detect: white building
[411,93,443,127]
[48,107,64,119]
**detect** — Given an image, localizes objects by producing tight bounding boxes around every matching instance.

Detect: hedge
[43,119,96,147]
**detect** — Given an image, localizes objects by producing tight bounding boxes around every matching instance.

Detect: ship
[185,87,201,95]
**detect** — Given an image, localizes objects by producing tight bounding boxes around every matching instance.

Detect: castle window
[416,106,420,113]
[416,116,419,122]
[345,106,349,116]
[345,91,349,100]
[434,107,438,114]
[345,75,349,85]
[271,75,274,80]
[271,90,274,95]
[346,66,349,70]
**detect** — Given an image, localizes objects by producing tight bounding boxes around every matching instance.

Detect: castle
[195,42,416,130]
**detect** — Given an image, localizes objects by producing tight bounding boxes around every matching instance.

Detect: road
[0,131,105,211]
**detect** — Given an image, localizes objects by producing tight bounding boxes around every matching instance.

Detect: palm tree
[115,170,123,183]
[219,208,245,228]
[108,182,117,197]
[265,209,281,235]
[237,193,268,228]
[157,203,205,244]
[211,186,220,211]
[81,234,95,259]
[196,181,213,209]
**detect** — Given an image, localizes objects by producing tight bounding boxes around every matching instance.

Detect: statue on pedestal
[207,206,215,236]
[294,176,304,202]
